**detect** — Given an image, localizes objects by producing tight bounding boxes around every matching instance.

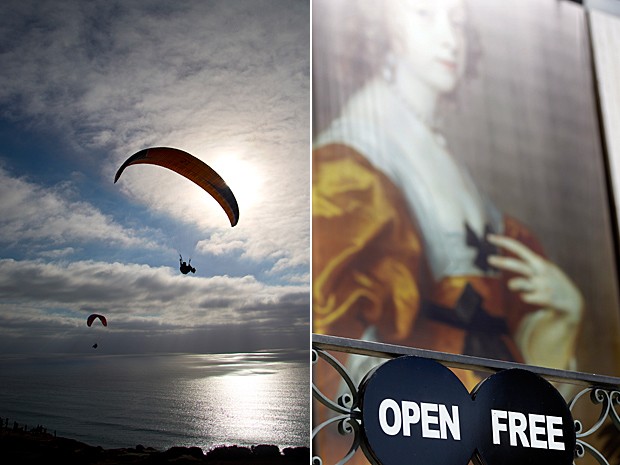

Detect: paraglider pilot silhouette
[179,255,196,274]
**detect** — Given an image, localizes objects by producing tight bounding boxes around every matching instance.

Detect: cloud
[38,247,79,259]
[0,257,309,353]
[0,166,159,252]
[196,235,246,256]
[0,258,308,327]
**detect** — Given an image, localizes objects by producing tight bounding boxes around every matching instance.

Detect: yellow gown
[312,142,546,465]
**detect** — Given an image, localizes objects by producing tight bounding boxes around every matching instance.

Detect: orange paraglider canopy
[114,147,239,227]
[87,314,107,327]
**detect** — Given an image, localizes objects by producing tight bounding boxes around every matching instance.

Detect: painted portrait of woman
[313,0,620,462]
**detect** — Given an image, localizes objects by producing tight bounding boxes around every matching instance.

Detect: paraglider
[86,313,107,327]
[179,255,196,274]
[87,314,107,350]
[114,147,240,227]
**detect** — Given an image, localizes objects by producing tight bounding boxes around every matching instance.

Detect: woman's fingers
[486,235,583,317]
[507,277,534,292]
[487,233,549,276]
[520,290,549,307]
[487,233,541,265]
[488,254,534,276]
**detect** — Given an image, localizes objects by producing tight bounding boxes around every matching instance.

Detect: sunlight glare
[211,152,264,213]
[178,368,298,448]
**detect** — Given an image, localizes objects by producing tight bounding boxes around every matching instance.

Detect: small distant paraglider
[87,314,107,350]
[87,313,107,327]
[114,147,240,227]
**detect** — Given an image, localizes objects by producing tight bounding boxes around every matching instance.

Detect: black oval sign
[360,356,475,465]
[472,368,576,465]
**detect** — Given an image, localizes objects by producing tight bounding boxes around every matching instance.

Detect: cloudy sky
[0,0,310,354]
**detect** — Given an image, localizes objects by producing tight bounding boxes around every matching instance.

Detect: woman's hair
[312,0,481,135]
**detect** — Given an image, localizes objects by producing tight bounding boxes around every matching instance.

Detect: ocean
[0,350,310,452]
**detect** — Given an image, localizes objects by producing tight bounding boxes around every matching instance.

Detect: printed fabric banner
[312,0,620,463]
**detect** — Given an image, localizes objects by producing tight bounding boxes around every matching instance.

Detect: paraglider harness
[179,255,196,274]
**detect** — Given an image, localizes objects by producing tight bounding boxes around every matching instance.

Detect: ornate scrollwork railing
[312,334,620,465]
[570,387,620,465]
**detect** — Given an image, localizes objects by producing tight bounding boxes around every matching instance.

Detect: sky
[0,0,310,355]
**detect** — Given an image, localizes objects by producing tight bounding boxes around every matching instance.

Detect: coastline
[0,427,309,465]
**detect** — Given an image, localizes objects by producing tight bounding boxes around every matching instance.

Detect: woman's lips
[437,58,457,71]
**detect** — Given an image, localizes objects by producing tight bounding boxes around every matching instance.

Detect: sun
[209,151,264,213]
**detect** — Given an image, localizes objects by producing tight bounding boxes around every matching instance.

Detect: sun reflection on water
[171,355,307,449]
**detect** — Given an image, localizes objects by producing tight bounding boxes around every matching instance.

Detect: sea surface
[0,350,309,451]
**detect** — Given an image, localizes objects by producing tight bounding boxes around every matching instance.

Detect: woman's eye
[450,13,466,29]
[414,8,432,18]
[450,9,466,27]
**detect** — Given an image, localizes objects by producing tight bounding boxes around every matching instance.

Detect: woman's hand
[486,234,583,369]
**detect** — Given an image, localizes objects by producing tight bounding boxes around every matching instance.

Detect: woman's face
[389,0,467,94]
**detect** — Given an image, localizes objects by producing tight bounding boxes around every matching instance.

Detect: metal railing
[312,333,620,465]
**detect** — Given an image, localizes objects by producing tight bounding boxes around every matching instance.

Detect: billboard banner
[313,0,620,462]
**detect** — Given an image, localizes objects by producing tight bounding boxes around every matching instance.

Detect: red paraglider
[87,313,107,327]
[114,147,240,227]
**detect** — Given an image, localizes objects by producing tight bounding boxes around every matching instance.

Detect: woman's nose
[436,12,458,52]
